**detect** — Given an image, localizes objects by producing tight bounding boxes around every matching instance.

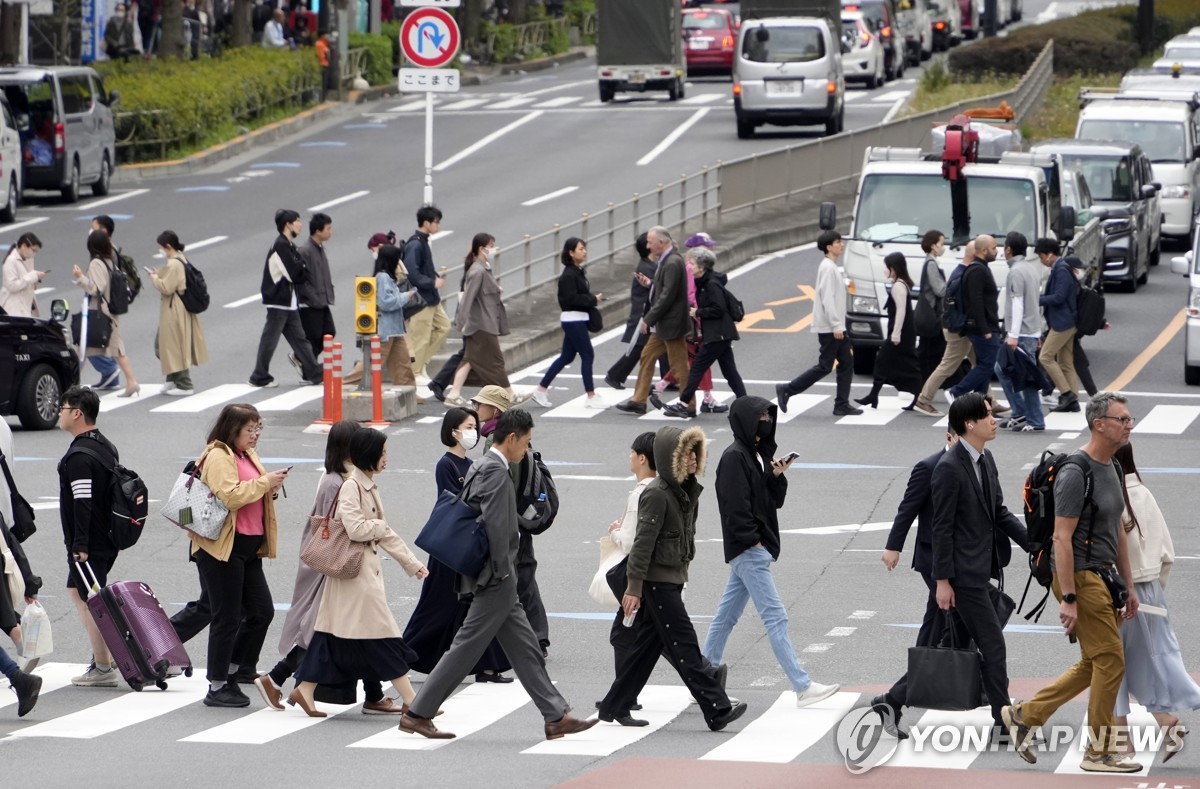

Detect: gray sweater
[296,238,335,309]
[1004,255,1041,338]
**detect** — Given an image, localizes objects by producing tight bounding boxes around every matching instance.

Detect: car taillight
[723,35,734,47]
[54,122,64,154]
[827,81,837,94]
[935,21,946,30]
[881,25,892,38]
[860,32,871,46]
[733,83,742,96]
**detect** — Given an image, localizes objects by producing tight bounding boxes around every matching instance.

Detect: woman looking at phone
[148,231,208,397]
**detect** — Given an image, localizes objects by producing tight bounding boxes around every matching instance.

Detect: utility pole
[1136,0,1153,55]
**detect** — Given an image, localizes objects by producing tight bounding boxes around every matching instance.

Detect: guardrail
[467,40,1054,317]
[475,12,596,64]
[340,46,369,86]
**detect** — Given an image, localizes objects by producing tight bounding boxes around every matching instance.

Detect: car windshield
[853,173,1037,242]
[1077,119,1187,163]
[1120,75,1200,93]
[684,12,729,31]
[741,26,826,63]
[1164,45,1200,60]
[845,2,886,28]
[1059,155,1132,201]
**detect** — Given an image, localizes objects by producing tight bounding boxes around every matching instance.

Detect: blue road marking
[76,213,132,220]
[249,162,302,169]
[176,186,231,193]
[299,141,347,147]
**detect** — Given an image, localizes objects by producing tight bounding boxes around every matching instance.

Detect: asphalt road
[3,2,1200,785]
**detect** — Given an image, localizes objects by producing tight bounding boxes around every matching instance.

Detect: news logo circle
[835,704,900,775]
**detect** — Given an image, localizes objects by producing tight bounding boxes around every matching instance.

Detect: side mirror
[1171,252,1193,276]
[108,89,121,108]
[819,201,837,230]
[1140,184,1157,198]
[50,298,69,323]
[755,27,769,43]
[1057,206,1077,240]
[1152,181,1162,191]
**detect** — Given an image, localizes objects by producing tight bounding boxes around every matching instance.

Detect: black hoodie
[716,396,788,562]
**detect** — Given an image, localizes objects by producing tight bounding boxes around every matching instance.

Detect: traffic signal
[355,277,377,334]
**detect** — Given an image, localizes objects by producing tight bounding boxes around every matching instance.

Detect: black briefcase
[906,611,982,711]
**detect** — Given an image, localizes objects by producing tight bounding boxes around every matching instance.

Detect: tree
[159,0,185,57]
[231,0,252,47]
[1136,0,1154,55]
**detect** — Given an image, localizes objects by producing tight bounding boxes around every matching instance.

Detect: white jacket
[611,477,654,555]
[811,257,847,334]
[0,247,39,317]
[1123,474,1174,586]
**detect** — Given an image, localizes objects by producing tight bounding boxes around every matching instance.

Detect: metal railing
[340,46,369,86]
[477,13,595,64]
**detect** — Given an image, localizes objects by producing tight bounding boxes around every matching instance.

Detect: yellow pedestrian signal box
[355,277,377,334]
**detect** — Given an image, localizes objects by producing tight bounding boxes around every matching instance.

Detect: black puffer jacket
[716,396,787,562]
[694,270,739,343]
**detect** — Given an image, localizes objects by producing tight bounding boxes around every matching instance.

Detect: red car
[683,8,737,76]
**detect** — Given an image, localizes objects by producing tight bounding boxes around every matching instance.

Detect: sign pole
[398,3,461,208]
[424,91,434,205]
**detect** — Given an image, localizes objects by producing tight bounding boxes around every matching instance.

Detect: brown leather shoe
[399,712,456,739]
[362,697,404,715]
[287,688,327,718]
[545,714,599,740]
[254,674,284,711]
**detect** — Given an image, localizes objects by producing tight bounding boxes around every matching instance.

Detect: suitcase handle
[74,560,102,599]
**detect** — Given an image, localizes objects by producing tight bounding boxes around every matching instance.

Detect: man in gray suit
[400,410,596,741]
[617,226,692,415]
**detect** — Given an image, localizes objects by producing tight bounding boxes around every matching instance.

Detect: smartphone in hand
[779,451,801,464]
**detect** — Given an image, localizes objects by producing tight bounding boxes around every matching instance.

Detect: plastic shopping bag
[20,600,53,659]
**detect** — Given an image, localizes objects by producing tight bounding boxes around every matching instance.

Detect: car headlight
[1161,185,1191,200]
[1103,218,1132,234]
[1189,287,1200,318]
[850,294,881,314]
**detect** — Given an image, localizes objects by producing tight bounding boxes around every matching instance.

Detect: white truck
[596,0,685,102]
[822,145,1104,372]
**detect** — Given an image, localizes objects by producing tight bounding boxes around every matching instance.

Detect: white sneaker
[509,390,534,407]
[796,681,840,708]
[584,396,608,409]
[164,387,194,397]
[531,390,552,408]
[71,663,119,687]
[943,390,956,406]
[161,381,177,394]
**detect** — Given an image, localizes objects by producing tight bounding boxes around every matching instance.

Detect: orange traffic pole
[369,335,388,426]
[331,341,343,423]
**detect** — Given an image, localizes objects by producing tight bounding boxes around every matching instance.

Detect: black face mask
[755,420,772,440]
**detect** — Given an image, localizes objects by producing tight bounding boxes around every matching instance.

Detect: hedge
[96,48,321,163]
[348,31,394,86]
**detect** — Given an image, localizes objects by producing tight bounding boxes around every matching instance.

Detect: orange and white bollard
[365,334,390,429]
[305,335,340,433]
[331,341,343,423]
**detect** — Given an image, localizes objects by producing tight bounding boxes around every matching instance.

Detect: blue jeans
[539,320,595,392]
[89,354,118,381]
[702,546,811,694]
[950,333,1001,397]
[0,645,17,677]
[994,336,1044,429]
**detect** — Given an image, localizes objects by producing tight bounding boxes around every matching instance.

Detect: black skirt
[402,557,511,675]
[874,291,923,394]
[295,631,418,684]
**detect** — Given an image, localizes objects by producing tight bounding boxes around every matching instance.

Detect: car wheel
[736,118,755,139]
[825,110,843,136]
[853,347,877,376]
[17,363,62,431]
[1186,364,1200,386]
[62,161,80,203]
[668,79,680,101]
[599,83,614,103]
[92,155,111,196]
[0,176,16,223]
[1149,243,1160,266]
[677,78,686,100]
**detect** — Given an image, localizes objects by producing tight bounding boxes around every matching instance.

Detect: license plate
[765,80,803,96]
[690,39,711,50]
[629,72,646,84]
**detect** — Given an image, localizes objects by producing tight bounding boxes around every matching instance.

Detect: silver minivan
[733,16,846,138]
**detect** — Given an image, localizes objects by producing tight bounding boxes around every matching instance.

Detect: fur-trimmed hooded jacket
[624,425,706,597]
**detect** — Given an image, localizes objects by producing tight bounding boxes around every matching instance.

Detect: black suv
[0,299,79,429]
[1031,139,1162,293]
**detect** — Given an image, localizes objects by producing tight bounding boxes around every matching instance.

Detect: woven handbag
[160,455,228,541]
[300,487,365,580]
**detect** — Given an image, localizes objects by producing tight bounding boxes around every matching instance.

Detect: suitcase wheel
[129,680,144,692]
[184,666,193,677]
[156,680,168,691]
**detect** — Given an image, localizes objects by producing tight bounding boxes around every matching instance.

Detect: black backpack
[179,258,211,314]
[723,284,745,322]
[941,264,968,333]
[67,446,149,551]
[116,248,143,303]
[516,449,559,535]
[104,259,131,316]
[1075,284,1105,336]
[1018,451,1107,621]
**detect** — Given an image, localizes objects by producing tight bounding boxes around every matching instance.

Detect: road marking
[835,394,908,425]
[74,189,150,212]
[153,235,227,258]
[348,680,534,750]
[151,383,259,413]
[181,689,365,743]
[700,691,859,762]
[308,190,370,212]
[98,383,166,412]
[438,98,489,110]
[1053,706,1158,773]
[825,627,857,637]
[781,521,892,536]
[637,108,710,166]
[0,663,81,711]
[848,610,876,619]
[249,162,302,169]
[533,96,583,108]
[435,112,544,171]
[299,141,347,147]
[387,100,426,112]
[803,644,832,652]
[343,123,389,129]
[1105,308,1187,391]
[1133,404,1200,435]
[521,185,579,207]
[254,387,327,412]
[873,90,910,102]
[680,93,725,105]
[430,230,455,242]
[0,216,49,234]
[518,78,595,98]
[34,286,54,294]
[224,294,261,309]
[6,674,209,739]
[887,707,995,770]
[523,685,693,756]
[542,390,615,419]
[843,92,867,102]
[484,96,537,110]
[882,96,908,123]
[772,394,827,422]
[175,186,230,193]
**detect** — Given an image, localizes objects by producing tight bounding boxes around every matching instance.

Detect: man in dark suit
[604,232,659,390]
[400,410,596,741]
[932,392,1029,728]
[617,226,692,415]
[871,431,958,737]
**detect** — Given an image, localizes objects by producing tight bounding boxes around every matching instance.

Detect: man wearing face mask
[702,396,840,708]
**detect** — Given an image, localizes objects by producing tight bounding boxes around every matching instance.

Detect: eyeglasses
[59,405,79,413]
[244,424,264,435]
[1099,415,1136,427]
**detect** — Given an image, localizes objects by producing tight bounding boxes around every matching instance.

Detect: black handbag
[586,306,603,333]
[414,478,489,578]
[71,309,113,350]
[989,583,1017,628]
[907,611,982,711]
[0,450,36,543]
[605,556,629,602]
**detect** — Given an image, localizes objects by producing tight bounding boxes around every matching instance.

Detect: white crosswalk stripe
[0,663,80,712]
[1133,404,1200,435]
[348,680,534,750]
[523,685,694,756]
[150,383,260,413]
[387,101,427,112]
[872,90,910,102]
[533,96,584,108]
[485,97,538,111]
[701,691,858,762]
[438,98,490,111]
[680,93,726,105]
[773,394,828,422]
[254,386,327,412]
[181,688,366,744]
[886,706,995,770]
[98,384,167,412]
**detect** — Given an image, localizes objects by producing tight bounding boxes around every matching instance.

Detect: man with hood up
[702,397,840,708]
[596,425,748,732]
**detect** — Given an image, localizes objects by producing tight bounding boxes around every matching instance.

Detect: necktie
[978,455,993,518]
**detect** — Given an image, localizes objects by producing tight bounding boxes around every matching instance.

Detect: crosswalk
[0,663,1182,775]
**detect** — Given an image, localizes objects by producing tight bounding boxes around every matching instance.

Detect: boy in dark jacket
[403,205,451,379]
[1036,238,1081,412]
[249,209,323,387]
[702,396,840,707]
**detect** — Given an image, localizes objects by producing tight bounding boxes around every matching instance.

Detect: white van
[733,16,846,138]
[1076,93,1200,242]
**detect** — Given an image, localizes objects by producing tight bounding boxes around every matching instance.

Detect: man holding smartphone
[702,396,840,708]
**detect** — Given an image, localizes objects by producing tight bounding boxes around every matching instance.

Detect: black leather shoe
[475,672,514,684]
[599,710,649,727]
[870,694,908,740]
[604,374,625,390]
[708,701,748,732]
[700,401,729,413]
[11,670,42,717]
[833,403,864,416]
[648,391,666,410]
[775,383,790,414]
[1052,393,1081,413]
[616,401,648,415]
[663,403,695,419]
[429,381,446,402]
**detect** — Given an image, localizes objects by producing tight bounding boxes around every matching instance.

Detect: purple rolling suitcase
[76,562,193,691]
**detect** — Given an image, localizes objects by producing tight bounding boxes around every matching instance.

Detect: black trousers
[1073,336,1097,397]
[432,348,464,390]
[195,534,275,683]
[680,339,747,404]
[598,582,731,724]
[517,533,549,649]
[251,309,322,385]
[267,645,385,702]
[918,332,946,385]
[298,306,336,359]
[885,572,971,708]
[170,562,212,644]
[606,331,649,384]
[941,582,1009,725]
[782,332,854,406]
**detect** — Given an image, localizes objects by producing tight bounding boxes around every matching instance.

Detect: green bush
[96,48,321,163]
[349,31,393,85]
[547,20,570,55]
[381,21,401,71]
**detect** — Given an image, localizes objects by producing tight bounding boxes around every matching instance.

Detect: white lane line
[348,680,534,750]
[224,294,261,309]
[0,216,49,234]
[700,691,860,763]
[773,394,827,423]
[254,387,327,412]
[485,96,537,110]
[533,96,583,109]
[34,286,54,294]
[98,383,166,412]
[74,189,150,212]
[781,521,891,536]
[6,674,209,739]
[434,112,544,171]
[521,186,579,207]
[154,235,227,259]
[151,383,259,413]
[523,685,693,756]
[825,627,857,636]
[181,689,365,743]
[680,93,725,105]
[637,108,710,166]
[0,663,82,711]
[873,90,910,102]
[430,230,455,242]
[887,707,995,770]
[518,78,595,98]
[438,98,489,111]
[308,190,370,212]
[387,100,426,112]
[1133,404,1200,435]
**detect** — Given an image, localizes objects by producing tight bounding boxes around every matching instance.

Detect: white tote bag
[588,535,626,607]
[161,456,228,541]
[21,600,53,659]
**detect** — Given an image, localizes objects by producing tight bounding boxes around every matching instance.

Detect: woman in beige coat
[72,230,140,397]
[149,231,208,396]
[0,233,45,317]
[290,429,431,717]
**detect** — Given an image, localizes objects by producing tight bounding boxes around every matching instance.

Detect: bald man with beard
[913,239,979,417]
[946,234,1004,401]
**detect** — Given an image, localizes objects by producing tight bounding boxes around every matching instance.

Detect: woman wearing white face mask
[444,233,525,407]
[402,407,513,683]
